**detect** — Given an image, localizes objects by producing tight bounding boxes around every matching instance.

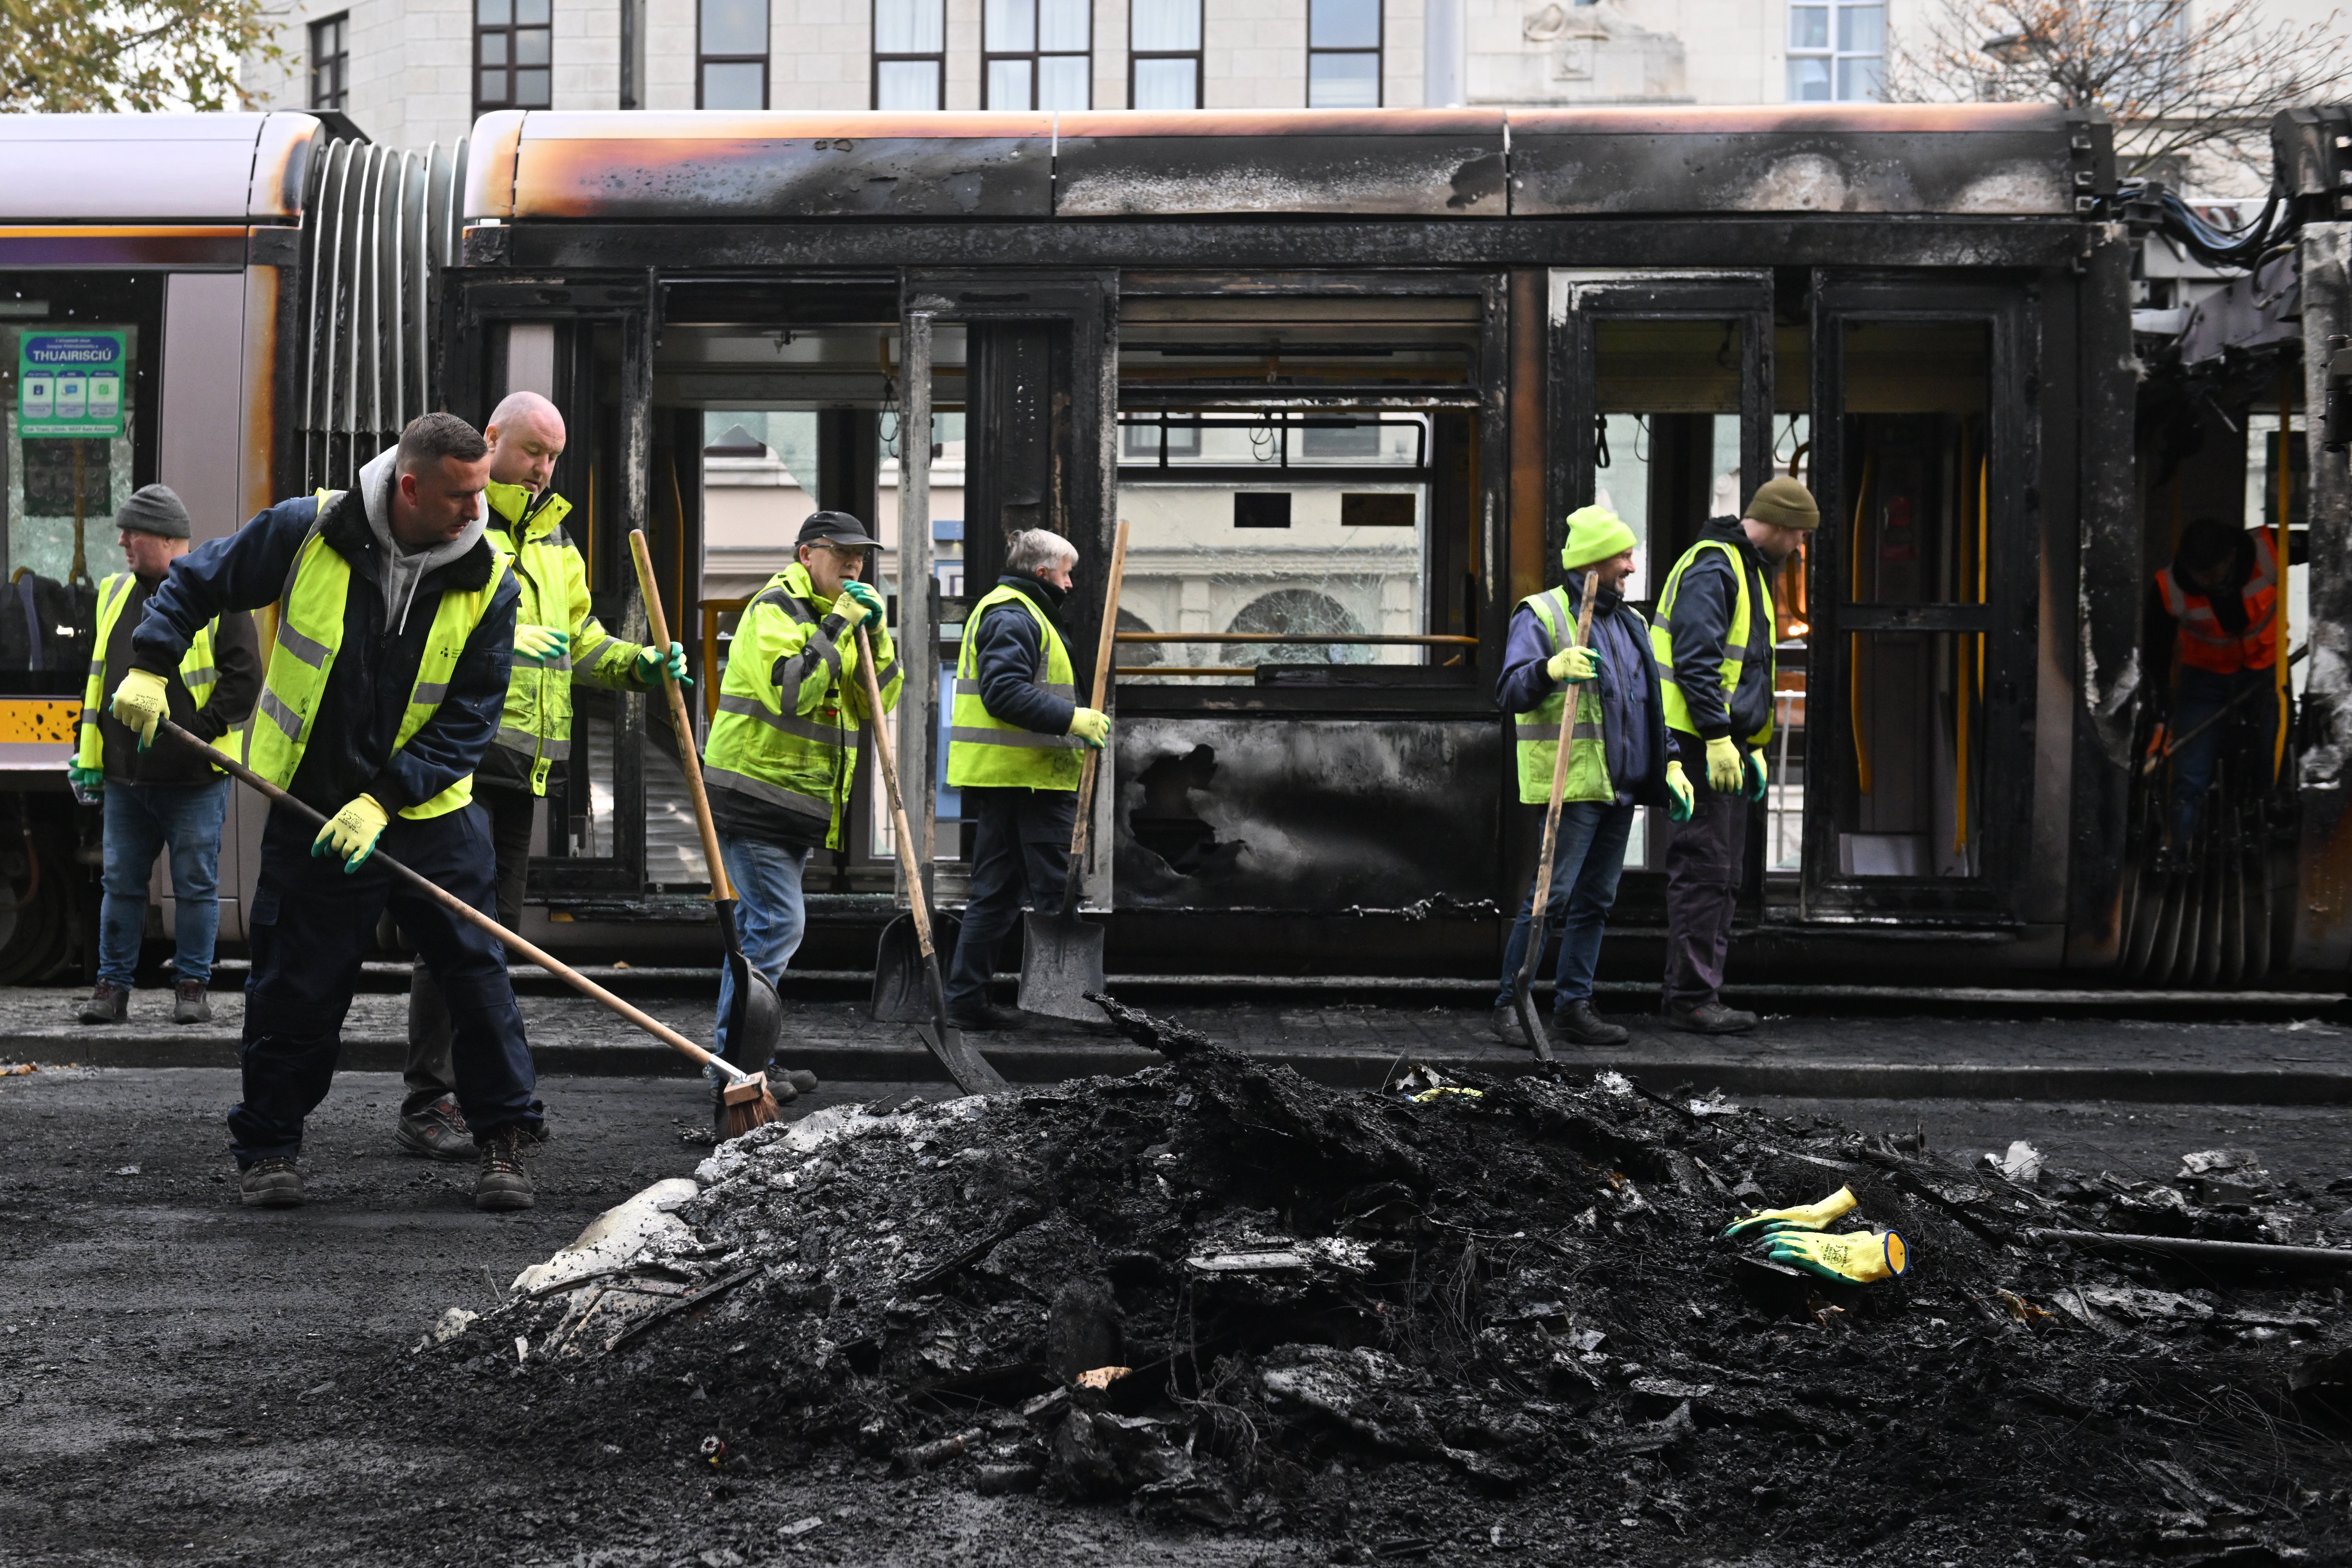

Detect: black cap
[795,510,883,550]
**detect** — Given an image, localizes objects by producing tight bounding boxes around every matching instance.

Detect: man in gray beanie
[73,484,260,1026]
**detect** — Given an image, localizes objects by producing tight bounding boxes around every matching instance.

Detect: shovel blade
[870,910,961,1023]
[915,1020,1010,1096]
[1512,978,1555,1065]
[1016,910,1107,1022]
[720,949,785,1075]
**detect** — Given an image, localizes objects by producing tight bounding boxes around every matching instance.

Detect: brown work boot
[239,1157,305,1209]
[396,1098,473,1161]
[1664,1000,1759,1035]
[76,983,128,1025]
[472,1125,538,1212]
[172,979,213,1025]
[1553,999,1630,1047]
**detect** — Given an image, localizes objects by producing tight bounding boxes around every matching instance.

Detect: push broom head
[721,1072,784,1138]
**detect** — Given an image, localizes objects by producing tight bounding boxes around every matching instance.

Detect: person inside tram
[2147,514,2294,864]
[397,390,689,1163]
[700,511,901,1056]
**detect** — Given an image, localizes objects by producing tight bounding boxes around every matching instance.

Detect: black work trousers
[403,783,536,1115]
[1661,764,1748,1012]
[232,801,539,1166]
[945,785,1078,1011]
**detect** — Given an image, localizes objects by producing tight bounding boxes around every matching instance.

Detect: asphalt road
[6,1066,2351,1566]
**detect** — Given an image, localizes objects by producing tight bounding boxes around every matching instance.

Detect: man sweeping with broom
[111,413,544,1213]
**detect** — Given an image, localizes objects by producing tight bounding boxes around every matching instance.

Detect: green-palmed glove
[109,668,170,751]
[833,580,881,629]
[513,624,570,667]
[1745,749,1769,803]
[1664,761,1695,823]
[1760,1227,1909,1285]
[1704,734,1744,792]
[1722,1184,1858,1239]
[1068,707,1112,748]
[67,764,104,795]
[840,580,885,619]
[634,640,692,686]
[312,793,390,874]
[1546,645,1601,684]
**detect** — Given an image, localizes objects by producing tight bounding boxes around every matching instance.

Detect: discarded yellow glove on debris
[1721,1184,1858,1239]
[1763,1227,1909,1285]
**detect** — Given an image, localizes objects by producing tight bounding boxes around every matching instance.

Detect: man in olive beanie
[1649,475,1819,1034]
[1491,505,1677,1048]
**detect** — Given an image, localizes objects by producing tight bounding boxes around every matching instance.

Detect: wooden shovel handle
[1527,567,1603,927]
[166,720,746,1083]
[1068,518,1132,868]
[856,625,938,962]
[627,530,735,904]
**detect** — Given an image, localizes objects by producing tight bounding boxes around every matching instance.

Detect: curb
[13,1032,2352,1107]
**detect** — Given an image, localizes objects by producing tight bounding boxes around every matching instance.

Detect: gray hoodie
[356,445,490,636]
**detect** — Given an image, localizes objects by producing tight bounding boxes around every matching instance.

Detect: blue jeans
[98,777,230,989]
[1494,801,1637,1009]
[714,835,812,1060]
[2167,667,2273,847]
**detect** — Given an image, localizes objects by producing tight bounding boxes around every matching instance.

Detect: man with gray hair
[941,527,1109,1030]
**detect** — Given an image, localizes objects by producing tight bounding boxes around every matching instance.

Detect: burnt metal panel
[1112,717,1501,912]
[467,112,526,221]
[1054,110,1507,218]
[496,112,1053,221]
[1510,104,2103,218]
[249,113,326,221]
[2296,221,2352,973]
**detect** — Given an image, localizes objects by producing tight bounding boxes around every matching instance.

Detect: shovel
[1510,567,1601,1064]
[628,530,784,1079]
[871,907,960,1023]
[855,623,1009,1095]
[1018,517,1131,1022]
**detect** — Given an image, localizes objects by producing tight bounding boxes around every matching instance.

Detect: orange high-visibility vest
[2157,529,2279,675]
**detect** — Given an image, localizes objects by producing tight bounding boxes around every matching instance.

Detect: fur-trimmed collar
[317,486,497,593]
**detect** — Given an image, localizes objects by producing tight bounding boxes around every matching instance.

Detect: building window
[1787,0,1883,101]
[700,0,770,107]
[1129,0,1200,108]
[309,13,349,110]
[1308,0,1381,107]
[476,0,553,113]
[874,0,945,108]
[985,0,1091,109]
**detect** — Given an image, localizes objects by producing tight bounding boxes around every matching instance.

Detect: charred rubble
[400,1002,2352,1563]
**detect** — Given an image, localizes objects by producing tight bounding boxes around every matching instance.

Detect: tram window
[1115,411,1436,685]
[1838,320,1991,878]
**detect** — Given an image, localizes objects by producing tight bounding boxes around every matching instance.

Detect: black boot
[76,983,128,1025]
[1664,1000,1759,1035]
[473,1126,538,1211]
[1552,998,1630,1047]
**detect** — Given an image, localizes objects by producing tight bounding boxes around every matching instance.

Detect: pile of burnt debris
[406,1003,2352,1564]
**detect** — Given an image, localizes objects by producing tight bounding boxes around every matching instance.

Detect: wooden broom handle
[628,530,735,904]
[855,624,938,961]
[1069,517,1132,866]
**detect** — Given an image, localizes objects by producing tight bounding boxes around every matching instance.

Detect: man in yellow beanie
[1492,504,1682,1048]
[1649,475,1818,1033]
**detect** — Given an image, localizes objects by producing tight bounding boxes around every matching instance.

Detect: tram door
[1550,270,1777,905]
[1800,278,2035,920]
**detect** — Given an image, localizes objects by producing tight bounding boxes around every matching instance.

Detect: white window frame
[1786,0,1884,103]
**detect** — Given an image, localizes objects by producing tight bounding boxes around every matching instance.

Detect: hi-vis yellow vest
[1511,587,1616,806]
[250,496,509,820]
[1648,538,1773,746]
[945,585,1084,791]
[77,573,241,773]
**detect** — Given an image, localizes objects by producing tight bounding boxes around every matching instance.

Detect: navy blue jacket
[972,575,1078,737]
[129,489,517,818]
[1666,516,1779,745]
[1498,576,1671,807]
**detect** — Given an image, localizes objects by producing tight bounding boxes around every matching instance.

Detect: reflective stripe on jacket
[249,495,512,820]
[482,481,646,795]
[2157,528,2279,675]
[945,583,1083,791]
[701,562,902,852]
[77,573,238,771]
[1510,587,1613,806]
[1650,537,1774,745]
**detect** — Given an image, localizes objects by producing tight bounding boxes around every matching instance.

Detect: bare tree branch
[1884,0,2352,181]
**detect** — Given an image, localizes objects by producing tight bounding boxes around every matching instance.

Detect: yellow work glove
[1722,1184,1858,1239]
[1704,734,1744,793]
[109,668,170,751]
[1068,707,1112,748]
[633,641,692,686]
[832,580,881,630]
[1759,1228,1909,1285]
[1744,749,1768,803]
[1546,645,1601,684]
[513,624,570,667]
[1664,761,1695,823]
[312,793,390,874]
